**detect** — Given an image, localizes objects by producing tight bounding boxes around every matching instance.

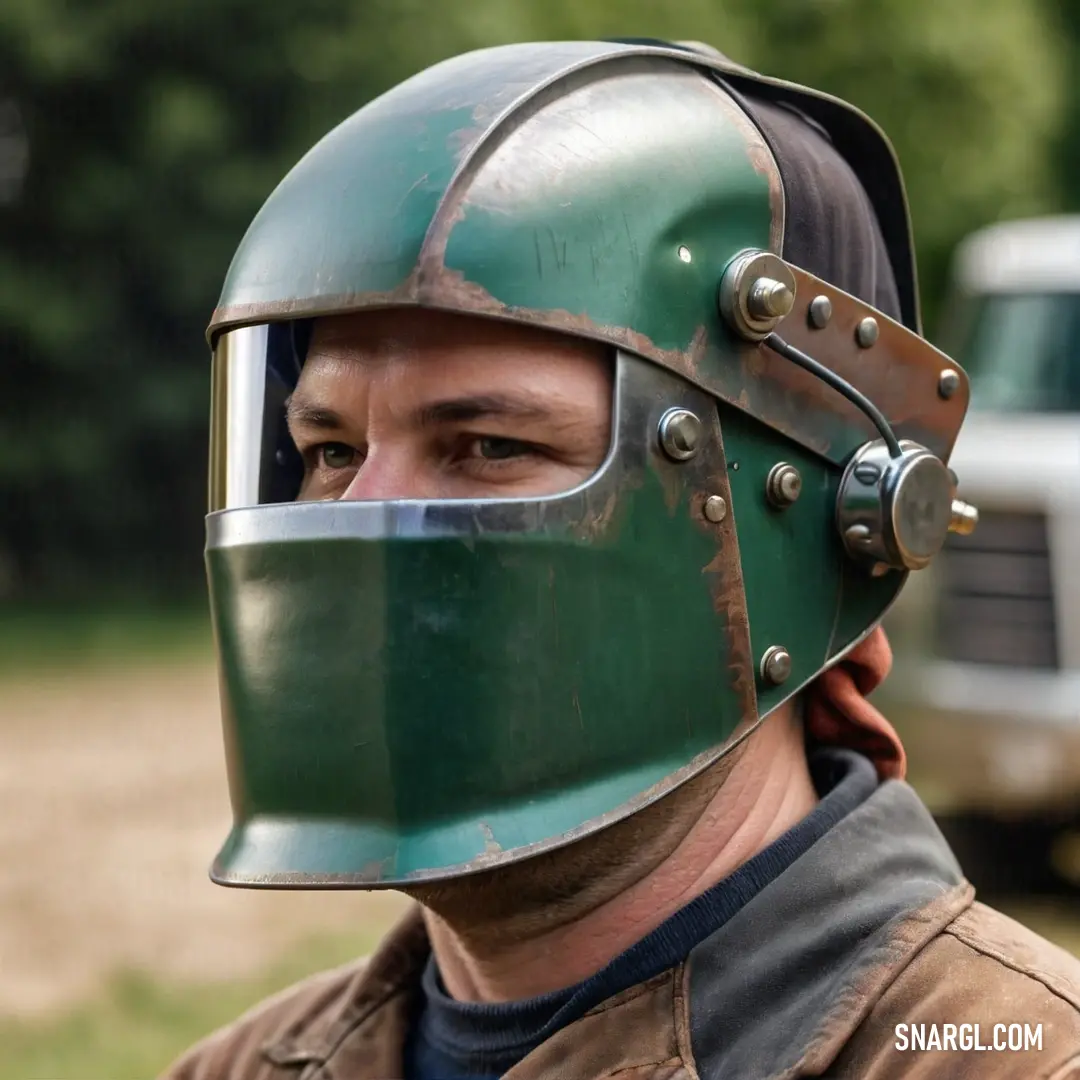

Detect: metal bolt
[677,245,692,263]
[718,251,797,341]
[760,645,792,686]
[658,408,703,461]
[747,277,795,320]
[808,295,832,329]
[855,316,879,348]
[948,499,979,536]
[765,462,802,508]
[853,462,882,486]
[844,523,873,549]
[938,368,960,399]
[703,495,728,523]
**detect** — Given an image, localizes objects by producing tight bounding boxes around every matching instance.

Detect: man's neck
[420,705,818,1002]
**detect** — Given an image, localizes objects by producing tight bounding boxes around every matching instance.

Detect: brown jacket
[162,782,1080,1079]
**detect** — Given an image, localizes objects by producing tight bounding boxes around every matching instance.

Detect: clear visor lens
[210,322,311,511]
[210,319,618,512]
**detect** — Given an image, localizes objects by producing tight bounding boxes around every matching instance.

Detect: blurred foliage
[0,601,211,676]
[0,0,1070,600]
[1048,0,1080,211]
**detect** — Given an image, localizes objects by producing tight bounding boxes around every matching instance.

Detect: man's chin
[402,744,747,938]
[402,838,630,937]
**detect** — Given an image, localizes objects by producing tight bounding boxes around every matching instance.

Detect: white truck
[878,216,1080,888]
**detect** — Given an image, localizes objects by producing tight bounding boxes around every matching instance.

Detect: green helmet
[205,40,970,888]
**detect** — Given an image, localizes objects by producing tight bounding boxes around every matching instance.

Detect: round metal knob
[837,439,955,571]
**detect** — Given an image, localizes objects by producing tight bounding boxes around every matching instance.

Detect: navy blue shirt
[406,748,877,1080]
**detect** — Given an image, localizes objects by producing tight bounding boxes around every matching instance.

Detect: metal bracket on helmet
[718,251,979,573]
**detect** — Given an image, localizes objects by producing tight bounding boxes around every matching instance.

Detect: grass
[1,896,1076,1080]
[0,601,214,678]
[0,926,384,1080]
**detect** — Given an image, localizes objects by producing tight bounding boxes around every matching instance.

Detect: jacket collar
[686,778,971,1078]
[260,780,972,1079]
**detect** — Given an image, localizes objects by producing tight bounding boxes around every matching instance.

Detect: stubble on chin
[403,741,746,946]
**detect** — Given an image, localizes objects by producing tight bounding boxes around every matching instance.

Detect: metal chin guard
[718,251,979,574]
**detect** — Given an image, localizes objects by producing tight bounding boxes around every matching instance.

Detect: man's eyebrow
[284,396,346,430]
[413,395,556,427]
[285,392,570,430]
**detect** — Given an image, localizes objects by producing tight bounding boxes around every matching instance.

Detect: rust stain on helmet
[695,434,757,731]
[210,261,967,473]
[745,137,785,257]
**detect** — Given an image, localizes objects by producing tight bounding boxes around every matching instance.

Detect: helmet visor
[202,332,768,885]
[209,321,313,511]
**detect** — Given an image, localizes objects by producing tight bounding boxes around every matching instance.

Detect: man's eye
[317,443,357,469]
[476,436,529,461]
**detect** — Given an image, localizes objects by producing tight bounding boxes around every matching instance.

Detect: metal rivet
[703,495,728,523]
[844,523,873,548]
[658,408,703,461]
[760,645,792,685]
[747,277,795,320]
[855,316,879,348]
[765,462,802,508]
[677,245,692,264]
[938,368,960,399]
[808,295,832,329]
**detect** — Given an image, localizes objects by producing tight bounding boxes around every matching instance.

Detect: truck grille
[935,510,1058,669]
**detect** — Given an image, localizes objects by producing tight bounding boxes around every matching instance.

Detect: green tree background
[0,0,1072,602]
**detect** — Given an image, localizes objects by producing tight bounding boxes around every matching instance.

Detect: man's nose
[340,448,439,501]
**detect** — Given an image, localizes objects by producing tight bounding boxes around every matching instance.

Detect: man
[166,39,1080,1079]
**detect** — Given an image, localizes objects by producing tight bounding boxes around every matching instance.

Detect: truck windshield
[952,293,1080,412]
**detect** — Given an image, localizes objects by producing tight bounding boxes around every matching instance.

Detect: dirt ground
[4,656,1078,1024]
[0,659,407,1020]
